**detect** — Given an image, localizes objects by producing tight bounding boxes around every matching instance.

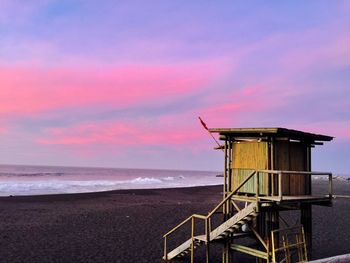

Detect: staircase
[164,203,258,260]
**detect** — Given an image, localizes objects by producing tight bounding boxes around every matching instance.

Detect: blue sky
[0,0,349,173]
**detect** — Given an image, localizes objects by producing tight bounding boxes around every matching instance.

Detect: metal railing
[163,169,333,262]
[253,170,333,201]
[271,225,308,263]
[163,170,257,262]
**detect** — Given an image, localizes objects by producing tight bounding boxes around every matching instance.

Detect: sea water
[0,164,222,196]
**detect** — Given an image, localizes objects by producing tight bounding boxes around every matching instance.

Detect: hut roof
[209,127,333,144]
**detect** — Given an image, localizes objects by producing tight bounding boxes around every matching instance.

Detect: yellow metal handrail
[258,170,333,201]
[163,215,192,238]
[207,170,256,217]
[163,169,333,261]
[231,169,333,201]
[163,170,257,261]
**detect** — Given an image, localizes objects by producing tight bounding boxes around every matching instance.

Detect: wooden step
[166,238,192,260]
[195,235,207,242]
[165,203,258,260]
[210,203,257,240]
[166,235,205,260]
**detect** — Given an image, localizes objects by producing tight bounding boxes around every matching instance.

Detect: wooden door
[231,141,268,195]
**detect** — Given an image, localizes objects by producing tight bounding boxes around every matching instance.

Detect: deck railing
[252,170,333,201]
[163,169,332,261]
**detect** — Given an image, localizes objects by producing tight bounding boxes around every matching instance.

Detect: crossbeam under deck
[259,195,332,206]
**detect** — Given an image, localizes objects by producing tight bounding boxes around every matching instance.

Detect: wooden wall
[230,139,311,196]
[231,141,268,195]
[273,140,310,195]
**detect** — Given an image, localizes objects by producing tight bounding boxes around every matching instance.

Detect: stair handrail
[207,170,257,218]
[163,214,207,238]
[163,214,207,260]
[163,170,257,260]
[163,170,256,259]
[163,169,333,260]
[164,170,257,239]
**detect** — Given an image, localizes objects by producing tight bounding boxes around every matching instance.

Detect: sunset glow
[0,1,349,172]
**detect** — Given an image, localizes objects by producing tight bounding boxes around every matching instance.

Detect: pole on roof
[198,117,224,152]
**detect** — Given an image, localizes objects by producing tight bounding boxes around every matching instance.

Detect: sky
[0,0,349,174]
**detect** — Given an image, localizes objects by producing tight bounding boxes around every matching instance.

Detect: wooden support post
[224,140,228,197]
[271,173,275,196]
[224,140,228,217]
[329,173,333,198]
[271,210,279,262]
[256,211,266,263]
[163,237,167,260]
[307,146,312,194]
[270,137,275,196]
[257,209,279,263]
[282,234,291,263]
[301,204,312,260]
[206,243,210,263]
[228,139,232,194]
[251,227,268,251]
[278,172,283,201]
[256,171,260,201]
[228,140,232,216]
[222,241,231,263]
[296,233,302,261]
[231,200,241,212]
[271,230,276,263]
[302,226,308,262]
[191,216,195,263]
[205,218,210,263]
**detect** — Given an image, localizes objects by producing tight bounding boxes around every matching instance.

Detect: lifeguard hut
[163,127,333,263]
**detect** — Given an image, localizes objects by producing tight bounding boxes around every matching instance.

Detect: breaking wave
[0,165,221,196]
[0,175,220,196]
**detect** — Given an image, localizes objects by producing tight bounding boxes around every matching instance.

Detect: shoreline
[0,183,349,262]
[2,174,349,198]
[0,183,224,198]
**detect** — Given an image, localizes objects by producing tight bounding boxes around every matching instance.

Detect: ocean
[0,164,222,196]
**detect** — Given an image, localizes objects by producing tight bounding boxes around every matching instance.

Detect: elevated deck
[162,169,333,262]
[230,193,332,206]
[260,195,332,204]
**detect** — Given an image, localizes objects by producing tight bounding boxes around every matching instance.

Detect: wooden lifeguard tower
[163,127,333,263]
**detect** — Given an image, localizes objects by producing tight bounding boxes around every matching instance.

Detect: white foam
[162,176,175,181]
[130,177,162,184]
[0,167,222,196]
[0,176,197,196]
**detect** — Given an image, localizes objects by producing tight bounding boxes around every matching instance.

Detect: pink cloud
[196,84,283,127]
[0,63,220,117]
[36,82,280,150]
[0,127,7,134]
[38,119,205,149]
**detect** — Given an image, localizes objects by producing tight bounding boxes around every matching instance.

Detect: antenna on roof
[198,117,224,152]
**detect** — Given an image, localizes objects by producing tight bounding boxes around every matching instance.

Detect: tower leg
[206,243,210,263]
[222,239,231,263]
[257,210,279,263]
[301,204,312,259]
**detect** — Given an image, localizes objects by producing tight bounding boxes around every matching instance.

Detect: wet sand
[0,180,349,262]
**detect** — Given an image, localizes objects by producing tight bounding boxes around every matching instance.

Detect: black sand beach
[0,180,349,262]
